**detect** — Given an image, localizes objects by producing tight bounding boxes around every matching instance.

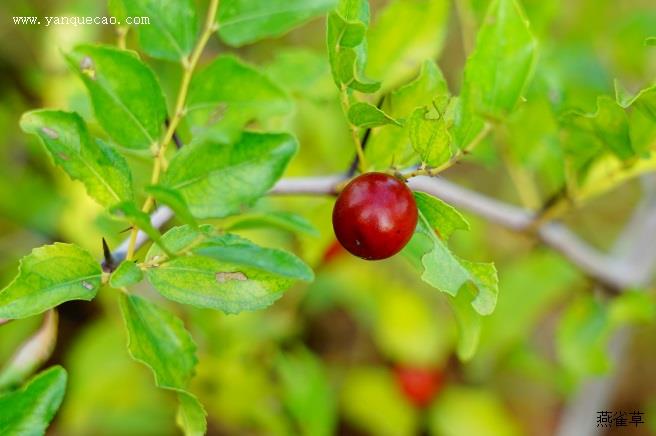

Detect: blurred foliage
[0,0,655,434]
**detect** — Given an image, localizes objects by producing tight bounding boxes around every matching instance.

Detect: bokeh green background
[1,0,656,434]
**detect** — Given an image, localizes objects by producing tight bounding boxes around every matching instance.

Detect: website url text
[12,16,150,26]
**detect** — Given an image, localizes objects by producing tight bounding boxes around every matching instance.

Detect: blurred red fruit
[321,239,346,265]
[394,366,445,408]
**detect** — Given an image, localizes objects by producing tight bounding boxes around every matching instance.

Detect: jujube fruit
[332,172,418,260]
[394,366,445,408]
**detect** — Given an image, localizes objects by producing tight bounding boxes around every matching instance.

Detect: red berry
[332,172,418,260]
[321,239,346,265]
[394,366,444,408]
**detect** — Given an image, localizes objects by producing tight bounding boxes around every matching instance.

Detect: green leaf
[20,110,133,208]
[557,292,656,380]
[477,252,579,362]
[186,55,292,143]
[109,261,144,288]
[374,289,453,366]
[217,0,337,47]
[366,0,449,91]
[0,366,67,436]
[146,255,290,314]
[110,202,171,257]
[573,152,656,202]
[326,0,381,93]
[616,82,656,112]
[403,197,498,360]
[277,349,337,436]
[562,96,635,160]
[176,393,207,436]
[227,211,319,236]
[107,0,128,22]
[122,0,198,61]
[341,367,418,436]
[615,82,656,154]
[145,233,312,314]
[449,287,483,361]
[146,224,214,261]
[265,48,334,98]
[0,243,102,320]
[119,293,197,392]
[337,21,367,48]
[145,185,198,229]
[460,0,537,119]
[556,295,611,377]
[407,211,498,316]
[119,293,206,435]
[366,60,449,168]
[65,44,167,150]
[428,386,521,436]
[347,102,400,128]
[194,234,314,282]
[162,132,298,219]
[326,12,367,52]
[408,103,454,167]
[413,192,469,240]
[608,291,656,327]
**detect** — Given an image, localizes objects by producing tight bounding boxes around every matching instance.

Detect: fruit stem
[339,85,368,174]
[126,0,220,260]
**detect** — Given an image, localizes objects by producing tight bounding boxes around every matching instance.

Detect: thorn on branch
[165,118,184,149]
[101,238,117,273]
[538,187,569,215]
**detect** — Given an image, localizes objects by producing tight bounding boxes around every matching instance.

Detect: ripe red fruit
[332,172,418,260]
[394,366,445,408]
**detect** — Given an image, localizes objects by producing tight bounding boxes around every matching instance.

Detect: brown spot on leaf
[41,127,59,139]
[215,271,247,283]
[206,103,228,126]
[58,152,69,161]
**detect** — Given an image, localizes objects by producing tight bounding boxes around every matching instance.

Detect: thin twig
[346,94,385,176]
[339,85,368,173]
[107,174,654,292]
[273,175,652,291]
[125,0,220,260]
[113,206,175,263]
[401,122,492,179]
